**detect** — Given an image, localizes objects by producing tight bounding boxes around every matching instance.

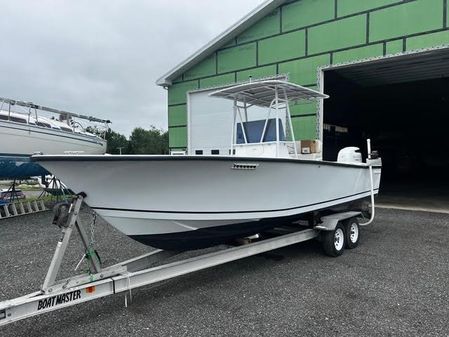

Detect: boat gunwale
[32,154,382,170]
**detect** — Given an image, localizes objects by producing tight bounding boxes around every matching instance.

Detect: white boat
[33,80,382,250]
[0,97,109,178]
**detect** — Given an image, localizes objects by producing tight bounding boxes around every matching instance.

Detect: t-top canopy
[209,80,329,107]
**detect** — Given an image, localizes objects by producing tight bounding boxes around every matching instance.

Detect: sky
[0,0,265,136]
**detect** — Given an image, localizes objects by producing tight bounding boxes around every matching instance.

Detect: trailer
[0,193,372,327]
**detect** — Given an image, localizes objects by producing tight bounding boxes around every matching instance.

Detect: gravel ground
[0,208,448,337]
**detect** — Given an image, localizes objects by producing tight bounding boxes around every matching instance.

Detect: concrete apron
[376,204,449,215]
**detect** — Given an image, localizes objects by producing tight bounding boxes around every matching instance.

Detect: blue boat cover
[0,155,49,178]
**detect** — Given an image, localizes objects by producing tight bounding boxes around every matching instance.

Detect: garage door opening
[322,49,449,210]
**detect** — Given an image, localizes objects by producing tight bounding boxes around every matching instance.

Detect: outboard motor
[337,147,362,164]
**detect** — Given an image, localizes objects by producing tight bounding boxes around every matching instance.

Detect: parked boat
[33,80,381,250]
[0,97,109,178]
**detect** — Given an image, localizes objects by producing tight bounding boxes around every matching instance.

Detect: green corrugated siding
[184,55,216,80]
[168,105,187,127]
[167,0,449,149]
[222,39,236,48]
[172,76,183,84]
[279,54,330,85]
[236,65,277,82]
[308,15,367,54]
[290,102,317,117]
[386,39,404,55]
[258,30,306,65]
[333,44,384,64]
[217,43,257,73]
[292,115,317,140]
[369,0,444,42]
[237,9,280,44]
[282,0,334,32]
[199,73,235,89]
[447,1,449,27]
[407,31,449,51]
[337,0,400,17]
[169,127,187,148]
[168,80,198,105]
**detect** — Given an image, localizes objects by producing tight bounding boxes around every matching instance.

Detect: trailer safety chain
[75,212,101,275]
[89,212,97,248]
[86,212,101,275]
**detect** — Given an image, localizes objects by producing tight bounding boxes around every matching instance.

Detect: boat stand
[0,194,362,327]
[38,176,73,202]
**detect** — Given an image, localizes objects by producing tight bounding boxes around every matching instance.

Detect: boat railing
[0,97,110,140]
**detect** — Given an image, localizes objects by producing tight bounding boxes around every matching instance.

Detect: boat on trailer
[32,80,382,251]
[0,97,109,179]
[0,80,382,326]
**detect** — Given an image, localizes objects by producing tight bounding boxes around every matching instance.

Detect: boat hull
[0,120,106,178]
[33,155,381,250]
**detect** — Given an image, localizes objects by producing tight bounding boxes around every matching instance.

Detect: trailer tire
[322,222,345,257]
[344,218,360,249]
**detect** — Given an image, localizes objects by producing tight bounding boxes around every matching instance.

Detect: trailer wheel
[344,218,360,249]
[322,222,345,257]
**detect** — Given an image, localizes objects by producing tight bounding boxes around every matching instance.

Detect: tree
[127,127,169,154]
[105,129,129,154]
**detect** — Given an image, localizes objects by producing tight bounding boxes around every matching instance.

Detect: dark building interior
[323,50,449,205]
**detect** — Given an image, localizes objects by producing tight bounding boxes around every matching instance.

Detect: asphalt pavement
[0,208,448,337]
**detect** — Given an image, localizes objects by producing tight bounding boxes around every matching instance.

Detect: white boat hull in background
[0,120,106,155]
[0,120,106,178]
[34,155,382,250]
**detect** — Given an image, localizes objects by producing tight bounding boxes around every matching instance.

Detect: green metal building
[158,0,449,188]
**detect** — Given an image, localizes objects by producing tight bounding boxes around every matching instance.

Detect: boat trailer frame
[0,193,364,327]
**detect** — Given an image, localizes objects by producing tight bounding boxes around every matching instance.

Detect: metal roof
[156,0,287,86]
[209,80,329,107]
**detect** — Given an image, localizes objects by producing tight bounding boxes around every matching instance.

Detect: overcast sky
[0,0,264,136]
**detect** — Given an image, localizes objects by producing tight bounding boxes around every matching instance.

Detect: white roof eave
[156,0,287,87]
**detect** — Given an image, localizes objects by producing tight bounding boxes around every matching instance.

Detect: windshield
[236,118,285,144]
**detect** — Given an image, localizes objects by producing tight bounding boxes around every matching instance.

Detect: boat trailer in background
[0,193,370,326]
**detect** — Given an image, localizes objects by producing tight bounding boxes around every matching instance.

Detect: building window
[211,149,220,155]
[195,150,203,155]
